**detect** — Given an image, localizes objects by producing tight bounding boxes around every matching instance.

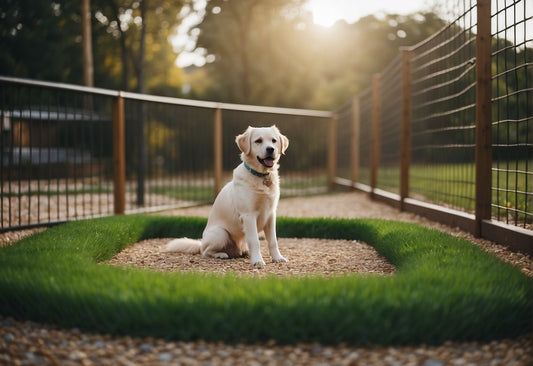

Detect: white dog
[166,125,289,266]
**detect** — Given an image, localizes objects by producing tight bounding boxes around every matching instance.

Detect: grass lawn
[0,215,530,345]
[146,174,329,202]
[360,161,531,223]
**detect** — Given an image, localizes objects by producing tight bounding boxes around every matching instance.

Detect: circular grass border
[0,215,531,345]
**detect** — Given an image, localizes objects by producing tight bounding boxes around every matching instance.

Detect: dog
[166,125,289,266]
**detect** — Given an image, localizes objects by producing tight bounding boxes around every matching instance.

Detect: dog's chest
[233,177,278,218]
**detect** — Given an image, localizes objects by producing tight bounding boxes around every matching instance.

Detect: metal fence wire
[377,55,403,194]
[123,99,216,212]
[0,77,332,232]
[357,87,373,187]
[491,0,532,228]
[409,0,478,212]
[0,80,116,230]
[333,99,354,182]
[333,0,531,250]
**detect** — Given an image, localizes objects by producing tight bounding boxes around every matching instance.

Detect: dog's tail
[165,238,201,254]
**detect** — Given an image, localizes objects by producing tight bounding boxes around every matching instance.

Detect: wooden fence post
[370,74,381,195]
[113,94,126,215]
[327,114,338,190]
[475,0,492,237]
[400,49,412,210]
[213,107,223,196]
[351,96,360,184]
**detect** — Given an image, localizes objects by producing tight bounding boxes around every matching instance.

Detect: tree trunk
[81,0,94,87]
[136,0,147,93]
[135,0,147,206]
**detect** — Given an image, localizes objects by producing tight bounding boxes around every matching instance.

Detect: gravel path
[1,316,531,366]
[1,191,531,365]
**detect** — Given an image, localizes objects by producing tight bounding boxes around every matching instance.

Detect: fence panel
[357,87,373,186]
[0,77,332,231]
[377,56,403,194]
[123,99,216,212]
[333,0,532,251]
[409,0,478,212]
[491,0,533,229]
[0,78,116,230]
[334,100,354,182]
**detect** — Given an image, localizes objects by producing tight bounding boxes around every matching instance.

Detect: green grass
[0,215,530,345]
[359,161,531,222]
[148,177,330,201]
[148,184,214,202]
[408,163,476,211]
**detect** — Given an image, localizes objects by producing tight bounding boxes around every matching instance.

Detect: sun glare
[306,0,429,28]
[306,0,345,27]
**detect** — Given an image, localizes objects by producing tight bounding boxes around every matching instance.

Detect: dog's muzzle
[257,155,275,168]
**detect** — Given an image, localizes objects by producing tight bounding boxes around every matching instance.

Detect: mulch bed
[107,237,396,277]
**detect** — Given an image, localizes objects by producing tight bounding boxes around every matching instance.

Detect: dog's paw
[212,252,229,259]
[272,256,288,263]
[251,258,266,266]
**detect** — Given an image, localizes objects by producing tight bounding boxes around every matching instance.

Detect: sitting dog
[166,125,289,266]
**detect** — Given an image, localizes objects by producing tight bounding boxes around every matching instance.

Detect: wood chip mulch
[107,237,396,277]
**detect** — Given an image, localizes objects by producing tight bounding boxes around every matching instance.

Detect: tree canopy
[191,0,449,108]
[1,0,511,110]
[0,0,186,93]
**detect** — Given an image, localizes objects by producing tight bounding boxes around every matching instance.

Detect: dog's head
[236,125,289,171]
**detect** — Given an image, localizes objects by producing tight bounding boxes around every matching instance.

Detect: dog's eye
[255,138,263,144]
[272,139,277,143]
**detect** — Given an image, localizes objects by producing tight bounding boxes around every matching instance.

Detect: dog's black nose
[266,147,274,154]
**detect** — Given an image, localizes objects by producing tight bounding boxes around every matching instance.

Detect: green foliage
[2,1,530,116]
[0,0,186,93]
[0,0,84,83]
[0,215,530,345]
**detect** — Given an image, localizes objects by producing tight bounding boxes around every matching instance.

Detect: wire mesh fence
[0,77,332,231]
[377,55,403,194]
[409,0,478,212]
[123,99,216,212]
[357,87,373,187]
[0,79,116,230]
[333,0,532,249]
[333,99,354,182]
[491,0,532,228]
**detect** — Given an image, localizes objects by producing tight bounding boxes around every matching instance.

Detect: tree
[192,2,449,109]
[0,0,186,94]
[195,0,315,107]
[0,0,85,83]
[93,0,186,93]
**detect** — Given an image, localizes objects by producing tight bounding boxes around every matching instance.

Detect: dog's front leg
[264,214,287,263]
[241,214,265,266]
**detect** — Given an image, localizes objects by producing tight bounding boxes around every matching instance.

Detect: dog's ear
[236,126,252,155]
[271,125,289,154]
[280,133,289,154]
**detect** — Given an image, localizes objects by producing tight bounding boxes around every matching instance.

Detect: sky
[174,0,430,68]
[305,0,429,27]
